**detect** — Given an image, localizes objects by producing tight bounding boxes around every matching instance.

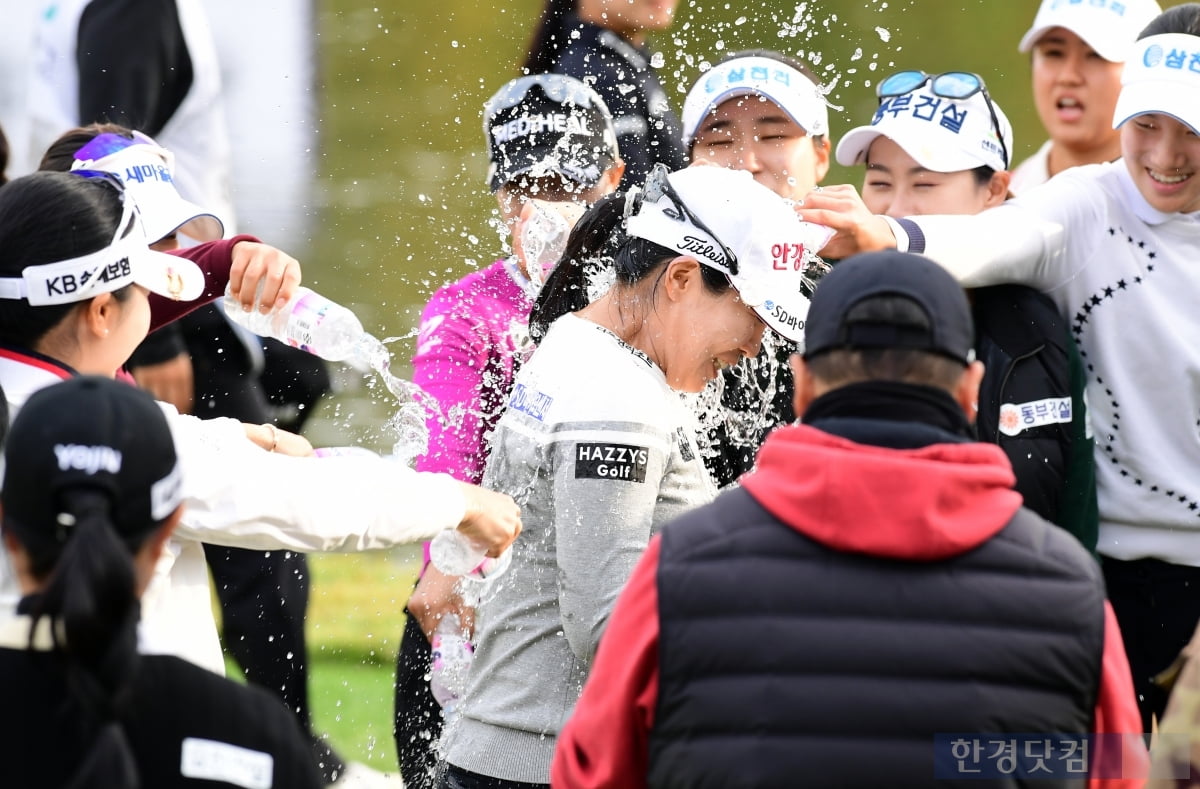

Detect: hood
[741,424,1021,561]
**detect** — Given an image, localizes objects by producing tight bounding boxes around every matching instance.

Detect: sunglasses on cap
[627,163,741,275]
[876,70,1009,169]
[486,74,609,115]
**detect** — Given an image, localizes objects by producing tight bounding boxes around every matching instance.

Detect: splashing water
[347,333,439,465]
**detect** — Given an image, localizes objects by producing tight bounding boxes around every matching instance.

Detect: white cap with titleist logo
[624,165,832,344]
[1113,33,1200,133]
[681,55,829,147]
[835,82,1014,174]
[1018,0,1163,62]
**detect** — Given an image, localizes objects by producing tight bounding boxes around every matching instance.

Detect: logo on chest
[575,442,650,483]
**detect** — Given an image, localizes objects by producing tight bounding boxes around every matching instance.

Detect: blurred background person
[522,0,685,189]
[1010,0,1162,194]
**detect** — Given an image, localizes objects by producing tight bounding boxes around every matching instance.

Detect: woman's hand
[243,422,314,457]
[407,564,475,643]
[456,483,522,556]
[795,184,898,260]
[228,241,302,313]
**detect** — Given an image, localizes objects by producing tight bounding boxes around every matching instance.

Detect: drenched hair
[1140,3,1200,38]
[0,172,130,349]
[38,122,134,174]
[529,190,729,342]
[805,295,966,391]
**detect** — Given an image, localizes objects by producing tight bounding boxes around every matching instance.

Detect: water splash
[347,333,440,465]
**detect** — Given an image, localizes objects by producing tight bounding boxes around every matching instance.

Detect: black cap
[803,250,974,365]
[484,74,620,193]
[2,377,182,545]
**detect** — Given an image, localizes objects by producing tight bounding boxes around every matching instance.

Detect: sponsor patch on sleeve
[575,442,650,483]
[998,397,1072,437]
[508,382,553,421]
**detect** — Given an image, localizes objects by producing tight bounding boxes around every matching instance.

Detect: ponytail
[530,191,627,342]
[522,0,578,74]
[29,488,142,789]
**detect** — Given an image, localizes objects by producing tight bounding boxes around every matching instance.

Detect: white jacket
[897,161,1200,566]
[0,350,466,673]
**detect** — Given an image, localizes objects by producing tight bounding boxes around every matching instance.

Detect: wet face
[1121,113,1200,215]
[578,0,678,40]
[660,262,765,392]
[690,95,829,201]
[861,136,1001,217]
[1030,28,1124,155]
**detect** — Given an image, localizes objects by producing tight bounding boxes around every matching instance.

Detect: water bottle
[222,284,366,362]
[430,613,474,712]
[429,529,512,579]
[313,446,381,459]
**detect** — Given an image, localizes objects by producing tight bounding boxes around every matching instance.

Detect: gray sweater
[441,314,716,783]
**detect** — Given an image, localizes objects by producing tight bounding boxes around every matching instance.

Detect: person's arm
[1090,601,1149,789]
[150,236,300,329]
[552,425,669,663]
[798,177,1096,290]
[412,285,491,484]
[552,536,660,789]
[163,407,520,555]
[75,0,190,135]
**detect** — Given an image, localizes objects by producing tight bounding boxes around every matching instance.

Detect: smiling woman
[798,0,1200,741]
[437,165,825,789]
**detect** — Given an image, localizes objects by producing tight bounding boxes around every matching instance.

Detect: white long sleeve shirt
[0,349,467,673]
[897,161,1200,565]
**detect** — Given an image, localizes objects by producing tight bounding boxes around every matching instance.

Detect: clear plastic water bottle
[430,613,474,713]
[222,284,366,362]
[429,529,512,579]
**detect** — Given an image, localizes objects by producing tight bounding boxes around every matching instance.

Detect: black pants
[184,306,341,781]
[440,764,548,789]
[1103,556,1200,732]
[395,608,443,789]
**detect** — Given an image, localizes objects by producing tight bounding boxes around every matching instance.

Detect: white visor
[0,185,205,306]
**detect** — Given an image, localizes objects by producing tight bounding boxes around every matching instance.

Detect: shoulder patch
[998,397,1072,436]
[180,738,274,789]
[575,442,650,483]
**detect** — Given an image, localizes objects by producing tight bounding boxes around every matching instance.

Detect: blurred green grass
[221,547,423,772]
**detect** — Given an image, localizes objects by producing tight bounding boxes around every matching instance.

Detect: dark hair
[805,295,966,390]
[0,122,9,187]
[20,485,149,789]
[0,171,130,348]
[522,0,579,74]
[1140,3,1200,38]
[971,165,996,186]
[39,123,134,173]
[529,190,730,342]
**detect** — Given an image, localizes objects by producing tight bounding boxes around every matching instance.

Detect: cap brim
[686,88,824,145]
[1113,82,1200,133]
[752,288,810,344]
[1018,22,1127,62]
[134,248,206,302]
[488,147,611,192]
[835,123,995,173]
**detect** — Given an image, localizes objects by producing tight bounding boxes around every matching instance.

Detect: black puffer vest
[646,487,1105,789]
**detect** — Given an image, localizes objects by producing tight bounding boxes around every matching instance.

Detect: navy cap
[484,74,620,193]
[2,377,182,547]
[803,250,974,365]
